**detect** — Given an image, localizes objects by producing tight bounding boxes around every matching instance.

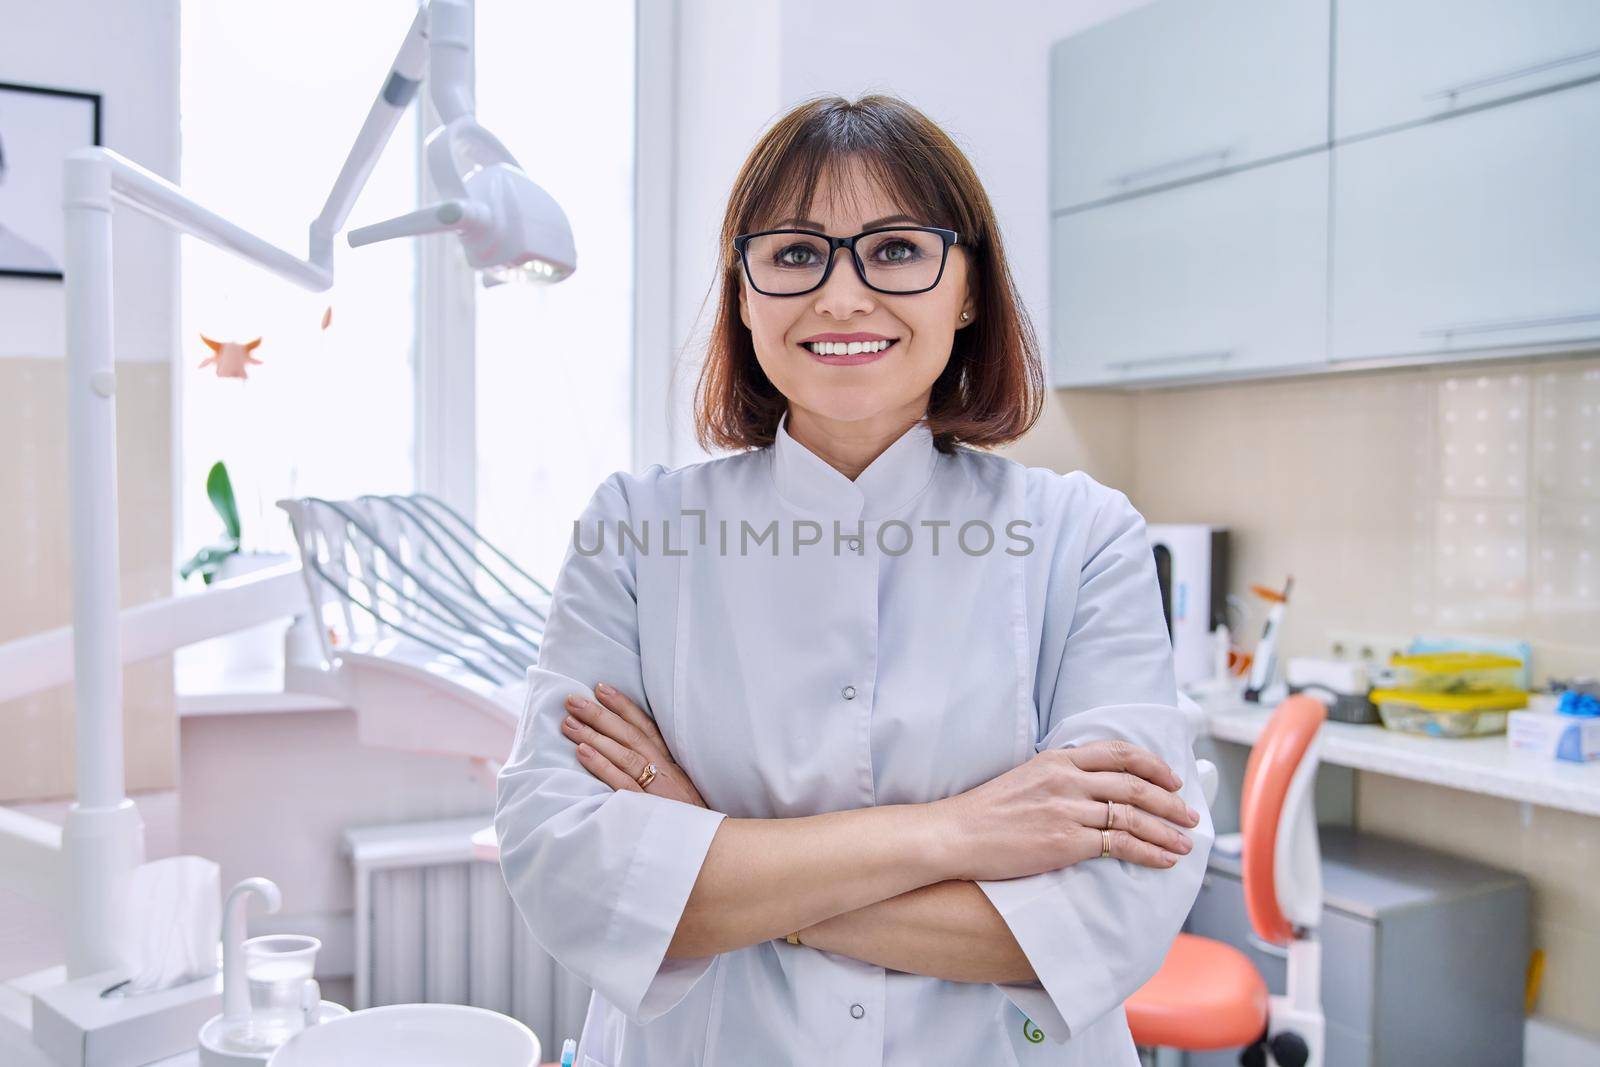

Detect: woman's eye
[873,240,920,263]
[775,244,819,267]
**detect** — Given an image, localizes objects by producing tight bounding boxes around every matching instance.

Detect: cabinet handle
[1421,310,1600,339]
[1106,348,1236,371]
[1423,46,1600,103]
[1110,146,1234,189]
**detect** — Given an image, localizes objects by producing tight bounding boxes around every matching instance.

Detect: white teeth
[806,339,892,355]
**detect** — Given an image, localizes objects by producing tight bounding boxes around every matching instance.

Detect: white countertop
[1200,695,1600,817]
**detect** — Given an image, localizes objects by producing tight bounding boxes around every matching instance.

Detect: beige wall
[0,360,176,802]
[1006,348,1600,1035]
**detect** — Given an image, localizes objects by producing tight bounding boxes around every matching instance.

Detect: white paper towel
[117,855,222,994]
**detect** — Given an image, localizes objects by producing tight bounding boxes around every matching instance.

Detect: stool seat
[1125,933,1269,1051]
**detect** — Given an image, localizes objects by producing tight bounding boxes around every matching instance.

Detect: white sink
[266,1004,540,1067]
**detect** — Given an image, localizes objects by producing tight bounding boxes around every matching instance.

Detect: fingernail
[1161,851,1177,865]
[1186,806,1200,824]
[577,743,593,757]
[563,716,578,730]
[567,694,589,709]
[595,682,614,695]
[1177,836,1192,853]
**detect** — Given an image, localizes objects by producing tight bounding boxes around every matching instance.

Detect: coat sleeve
[975,478,1215,1043]
[494,471,728,1024]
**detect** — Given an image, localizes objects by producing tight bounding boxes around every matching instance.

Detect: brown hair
[693,93,1044,456]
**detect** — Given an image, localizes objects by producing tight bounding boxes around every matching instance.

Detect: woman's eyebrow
[774,213,921,230]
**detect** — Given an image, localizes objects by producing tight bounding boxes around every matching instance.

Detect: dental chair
[1128,694,1328,1067]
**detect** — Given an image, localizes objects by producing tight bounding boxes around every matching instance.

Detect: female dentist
[494,94,1213,1067]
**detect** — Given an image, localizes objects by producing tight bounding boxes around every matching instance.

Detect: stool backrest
[1239,694,1326,944]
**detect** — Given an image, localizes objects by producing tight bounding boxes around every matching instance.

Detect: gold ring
[636,762,659,789]
[1101,828,1111,859]
[1105,799,1116,831]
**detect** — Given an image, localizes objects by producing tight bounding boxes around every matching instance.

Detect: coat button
[850,1003,865,1019]
[842,685,856,700]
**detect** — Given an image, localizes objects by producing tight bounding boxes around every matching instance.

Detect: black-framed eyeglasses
[732,226,961,297]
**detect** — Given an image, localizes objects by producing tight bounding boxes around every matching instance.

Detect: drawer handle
[1106,348,1236,371]
[1110,146,1234,189]
[1424,45,1600,103]
[1421,310,1600,338]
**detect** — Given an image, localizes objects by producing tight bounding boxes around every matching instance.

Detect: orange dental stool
[1128,694,1328,1067]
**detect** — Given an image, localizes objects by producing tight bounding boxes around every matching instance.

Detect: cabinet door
[1336,0,1600,140]
[1330,80,1600,364]
[1049,0,1329,211]
[1053,151,1328,387]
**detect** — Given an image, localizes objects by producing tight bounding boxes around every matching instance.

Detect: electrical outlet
[1326,629,1412,666]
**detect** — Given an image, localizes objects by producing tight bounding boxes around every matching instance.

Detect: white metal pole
[61,150,147,978]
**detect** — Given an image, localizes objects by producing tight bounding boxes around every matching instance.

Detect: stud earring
[959,311,970,321]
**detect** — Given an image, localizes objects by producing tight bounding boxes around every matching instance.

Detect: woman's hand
[931,740,1200,882]
[561,684,707,808]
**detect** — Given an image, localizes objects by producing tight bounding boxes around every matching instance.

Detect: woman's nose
[811,248,876,318]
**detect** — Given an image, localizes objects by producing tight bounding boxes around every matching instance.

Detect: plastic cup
[238,934,321,1049]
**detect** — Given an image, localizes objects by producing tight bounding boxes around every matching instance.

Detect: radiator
[345,818,592,1051]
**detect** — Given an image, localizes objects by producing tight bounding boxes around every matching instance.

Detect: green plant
[179,461,242,585]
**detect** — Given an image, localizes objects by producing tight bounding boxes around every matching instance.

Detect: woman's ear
[956,274,978,329]
[738,281,751,330]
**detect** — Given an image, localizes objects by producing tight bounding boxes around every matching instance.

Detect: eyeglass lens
[743,230,946,294]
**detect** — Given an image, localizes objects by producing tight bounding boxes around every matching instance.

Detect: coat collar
[770,408,940,520]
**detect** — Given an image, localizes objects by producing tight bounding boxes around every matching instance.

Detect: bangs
[742,139,967,239]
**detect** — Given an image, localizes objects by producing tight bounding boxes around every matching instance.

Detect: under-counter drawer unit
[1053,151,1328,387]
[1330,77,1600,364]
[1335,0,1600,140]
[1181,827,1529,1067]
[1048,0,1328,210]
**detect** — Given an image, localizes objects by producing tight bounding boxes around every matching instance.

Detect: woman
[495,94,1213,1067]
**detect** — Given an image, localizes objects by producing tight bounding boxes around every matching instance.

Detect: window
[473,1,636,584]
[178,0,418,572]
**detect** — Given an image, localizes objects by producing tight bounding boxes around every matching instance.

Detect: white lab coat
[495,410,1214,1066]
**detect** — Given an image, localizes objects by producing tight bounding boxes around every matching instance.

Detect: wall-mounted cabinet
[1048,0,1329,211]
[1334,0,1600,140]
[1054,153,1328,387]
[1331,78,1600,364]
[1050,0,1600,389]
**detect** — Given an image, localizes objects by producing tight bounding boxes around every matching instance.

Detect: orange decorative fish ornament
[198,334,264,379]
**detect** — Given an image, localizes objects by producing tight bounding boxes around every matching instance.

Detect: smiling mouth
[801,338,898,356]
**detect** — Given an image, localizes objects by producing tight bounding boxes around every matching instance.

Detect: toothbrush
[561,1038,577,1067]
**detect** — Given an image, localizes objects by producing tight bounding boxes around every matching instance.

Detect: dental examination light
[344,4,575,286]
[0,0,577,990]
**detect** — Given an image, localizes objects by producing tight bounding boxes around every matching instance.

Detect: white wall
[0,0,180,363]
[662,0,1151,467]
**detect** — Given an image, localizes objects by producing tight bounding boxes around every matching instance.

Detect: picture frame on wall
[0,81,103,280]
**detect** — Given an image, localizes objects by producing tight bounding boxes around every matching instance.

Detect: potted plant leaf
[177,461,295,678]
[179,461,243,585]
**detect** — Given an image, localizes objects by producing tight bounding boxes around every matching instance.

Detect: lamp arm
[308,3,430,269]
[307,0,473,268]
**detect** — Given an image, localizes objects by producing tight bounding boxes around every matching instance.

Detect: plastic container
[1382,653,1523,694]
[1371,688,1527,738]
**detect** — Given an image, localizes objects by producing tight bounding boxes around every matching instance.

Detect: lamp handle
[347,199,490,248]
